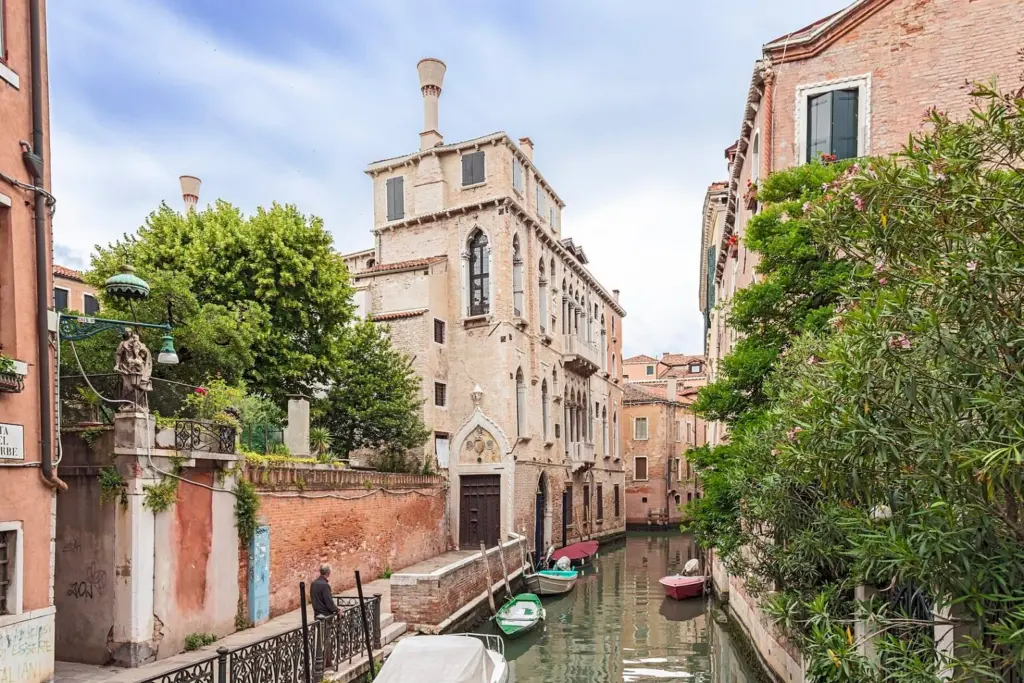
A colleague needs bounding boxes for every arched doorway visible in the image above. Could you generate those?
[534,473,548,566]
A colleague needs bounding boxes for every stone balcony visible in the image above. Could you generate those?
[570,442,596,471]
[563,335,601,377]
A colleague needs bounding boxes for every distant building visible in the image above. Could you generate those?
[0,0,57,680]
[344,59,626,555]
[622,352,706,388]
[622,377,707,530]
[701,0,1024,448]
[53,265,98,314]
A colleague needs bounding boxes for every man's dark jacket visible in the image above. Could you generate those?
[310,575,338,617]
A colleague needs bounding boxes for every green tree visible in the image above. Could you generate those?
[690,82,1024,681]
[316,320,429,468]
[87,201,354,402]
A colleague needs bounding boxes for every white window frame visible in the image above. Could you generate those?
[0,521,24,618]
[675,421,681,443]
[633,417,648,441]
[795,73,872,165]
[634,456,648,481]
[751,129,761,183]
[434,433,450,469]
[512,158,524,194]
[675,458,682,482]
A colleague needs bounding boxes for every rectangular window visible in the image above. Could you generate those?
[583,485,590,521]
[596,484,604,521]
[634,417,648,441]
[675,458,682,482]
[614,484,621,517]
[433,318,446,344]
[675,420,681,442]
[513,158,524,193]
[0,526,17,616]
[549,206,555,227]
[686,421,692,444]
[434,433,450,469]
[434,382,446,407]
[536,184,544,216]
[645,365,654,376]
[565,485,573,526]
[54,287,69,311]
[634,456,648,481]
[807,89,858,162]
[84,293,100,315]
[462,151,485,186]
[690,363,701,374]
[386,176,405,221]
[686,460,692,479]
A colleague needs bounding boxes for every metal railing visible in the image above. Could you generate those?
[171,419,237,455]
[240,423,285,455]
[137,594,381,683]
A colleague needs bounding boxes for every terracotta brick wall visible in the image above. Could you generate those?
[240,465,447,618]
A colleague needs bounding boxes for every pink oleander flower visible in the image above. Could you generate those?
[873,257,886,274]
[195,386,208,396]
[851,193,865,211]
[966,261,977,272]
[779,212,791,223]
[888,334,911,351]
[807,355,821,366]
[803,201,813,214]
[878,277,888,286]
[786,426,803,442]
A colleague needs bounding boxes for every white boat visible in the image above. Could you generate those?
[373,633,509,683]
[524,568,578,595]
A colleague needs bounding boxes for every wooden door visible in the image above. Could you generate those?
[459,475,500,549]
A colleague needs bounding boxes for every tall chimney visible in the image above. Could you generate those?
[180,175,201,212]
[417,58,446,151]
[519,137,534,162]
[612,289,620,301]
[666,378,678,401]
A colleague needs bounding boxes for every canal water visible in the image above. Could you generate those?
[475,533,764,682]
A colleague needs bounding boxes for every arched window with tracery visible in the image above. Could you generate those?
[512,235,524,318]
[541,379,550,441]
[468,229,490,315]
[602,406,609,456]
[538,258,547,332]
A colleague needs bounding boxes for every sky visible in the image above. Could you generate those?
[48,0,850,358]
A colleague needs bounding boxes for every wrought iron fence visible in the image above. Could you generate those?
[173,419,237,454]
[59,375,195,427]
[135,595,381,683]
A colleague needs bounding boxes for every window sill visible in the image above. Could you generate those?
[0,61,20,89]
[386,215,405,223]
[513,316,528,329]
[544,440,555,448]
[460,181,488,190]
[517,436,531,444]
[540,332,552,345]
[463,314,492,329]
[601,371,610,379]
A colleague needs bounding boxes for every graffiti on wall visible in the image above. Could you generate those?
[66,562,108,600]
[0,615,55,683]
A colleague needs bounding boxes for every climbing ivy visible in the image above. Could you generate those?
[98,466,127,507]
[234,479,260,545]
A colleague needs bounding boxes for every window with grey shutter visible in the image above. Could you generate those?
[386,176,404,221]
[512,158,524,193]
[54,288,69,311]
[807,89,858,162]
[84,294,100,315]
[462,151,485,186]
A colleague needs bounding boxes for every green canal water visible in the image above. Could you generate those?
[474,533,764,682]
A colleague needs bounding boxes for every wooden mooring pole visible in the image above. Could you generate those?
[498,542,514,600]
[479,541,497,615]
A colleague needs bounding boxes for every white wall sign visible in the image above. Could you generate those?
[0,423,25,460]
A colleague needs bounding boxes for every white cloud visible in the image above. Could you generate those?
[49,0,850,357]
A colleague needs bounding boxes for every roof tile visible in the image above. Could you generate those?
[54,265,85,282]
[360,256,446,274]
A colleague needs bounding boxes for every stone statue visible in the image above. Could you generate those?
[115,329,153,413]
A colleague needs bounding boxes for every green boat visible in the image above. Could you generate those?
[494,593,545,638]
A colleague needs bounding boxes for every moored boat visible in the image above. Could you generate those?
[659,574,706,600]
[550,540,599,568]
[494,593,545,638]
[373,634,509,683]
[524,569,578,596]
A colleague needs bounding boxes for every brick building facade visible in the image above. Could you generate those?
[0,0,57,680]
[622,375,707,530]
[344,59,626,556]
[52,265,98,315]
[701,0,1024,448]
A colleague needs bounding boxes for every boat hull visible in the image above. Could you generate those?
[524,570,577,596]
[659,576,706,600]
[495,594,545,639]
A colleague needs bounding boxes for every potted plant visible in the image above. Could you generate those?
[743,179,758,209]
[0,354,23,393]
[726,233,739,258]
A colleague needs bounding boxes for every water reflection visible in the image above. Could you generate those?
[473,533,762,682]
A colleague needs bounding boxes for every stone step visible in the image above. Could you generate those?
[380,621,407,647]
[379,612,394,630]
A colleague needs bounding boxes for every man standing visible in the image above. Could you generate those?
[310,564,338,668]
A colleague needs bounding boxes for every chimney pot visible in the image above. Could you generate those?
[612,289,620,301]
[417,58,447,150]
[179,175,201,212]
[666,378,678,400]
[518,137,534,162]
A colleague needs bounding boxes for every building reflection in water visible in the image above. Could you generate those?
[473,533,761,682]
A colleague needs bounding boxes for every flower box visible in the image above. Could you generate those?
[0,372,23,393]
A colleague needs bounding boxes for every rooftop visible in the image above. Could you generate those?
[54,265,85,282]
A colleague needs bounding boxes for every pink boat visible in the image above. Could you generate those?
[551,540,599,567]
[659,574,706,600]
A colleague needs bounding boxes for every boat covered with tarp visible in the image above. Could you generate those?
[373,634,509,683]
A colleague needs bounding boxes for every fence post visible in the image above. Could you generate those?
[312,615,325,682]
[372,593,382,649]
[217,646,229,683]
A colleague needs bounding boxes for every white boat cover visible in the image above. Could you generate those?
[374,635,496,683]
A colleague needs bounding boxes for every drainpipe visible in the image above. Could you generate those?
[29,0,61,490]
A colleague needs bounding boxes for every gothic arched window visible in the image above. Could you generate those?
[468,230,489,315]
